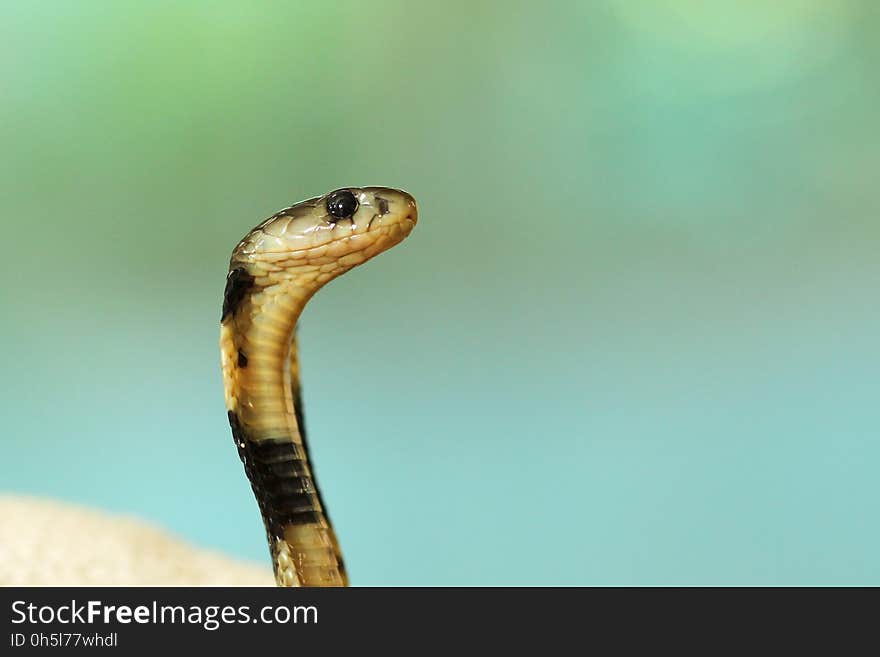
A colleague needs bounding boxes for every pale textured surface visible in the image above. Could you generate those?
[0,496,273,586]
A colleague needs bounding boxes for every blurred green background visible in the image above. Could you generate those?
[2,1,879,584]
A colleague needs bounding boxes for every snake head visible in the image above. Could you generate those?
[232,187,418,266]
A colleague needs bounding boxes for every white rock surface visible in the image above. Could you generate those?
[0,495,273,586]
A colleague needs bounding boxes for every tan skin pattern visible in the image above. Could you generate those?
[220,187,417,586]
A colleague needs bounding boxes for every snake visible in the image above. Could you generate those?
[219,187,418,587]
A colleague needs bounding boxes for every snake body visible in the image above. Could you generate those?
[219,187,417,586]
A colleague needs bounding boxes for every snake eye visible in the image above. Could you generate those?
[326,189,358,221]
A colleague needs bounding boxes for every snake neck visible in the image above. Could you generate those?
[221,276,347,587]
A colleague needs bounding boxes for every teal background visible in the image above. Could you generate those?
[2,2,878,584]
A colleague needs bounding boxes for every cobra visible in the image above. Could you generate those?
[219,187,418,586]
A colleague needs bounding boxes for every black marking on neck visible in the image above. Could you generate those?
[237,349,248,368]
[227,410,325,539]
[221,267,255,321]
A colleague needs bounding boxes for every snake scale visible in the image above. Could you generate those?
[220,187,417,586]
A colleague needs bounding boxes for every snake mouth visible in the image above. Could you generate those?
[244,216,415,265]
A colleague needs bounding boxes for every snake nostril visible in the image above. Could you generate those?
[376,197,390,216]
